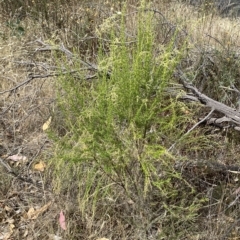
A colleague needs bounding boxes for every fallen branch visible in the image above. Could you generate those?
[0,72,72,94]
[175,70,240,131]
[175,159,240,176]
[35,39,99,71]
[0,70,97,95]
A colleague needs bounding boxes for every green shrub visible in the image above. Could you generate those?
[51,1,204,238]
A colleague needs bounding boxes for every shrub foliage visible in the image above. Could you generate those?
[50,2,204,238]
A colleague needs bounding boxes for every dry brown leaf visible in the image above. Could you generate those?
[7,154,28,168]
[233,186,240,195]
[27,201,52,220]
[0,223,15,240]
[23,229,28,237]
[7,154,27,162]
[27,207,35,219]
[4,206,12,212]
[9,223,15,230]
[42,116,52,131]
[48,234,62,240]
[0,231,12,240]
[33,161,46,172]
[6,218,14,224]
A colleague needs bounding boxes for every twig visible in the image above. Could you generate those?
[36,39,99,71]
[27,140,48,173]
[0,156,44,187]
[168,108,214,152]
[205,34,226,50]
[221,218,240,240]
[0,71,77,94]
[0,157,13,173]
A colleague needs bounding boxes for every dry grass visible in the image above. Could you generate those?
[1,0,240,239]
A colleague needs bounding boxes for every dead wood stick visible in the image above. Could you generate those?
[176,70,240,126]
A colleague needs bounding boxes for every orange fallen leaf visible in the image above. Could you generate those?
[33,161,46,171]
[27,201,52,220]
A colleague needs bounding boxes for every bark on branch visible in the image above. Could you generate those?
[175,70,240,131]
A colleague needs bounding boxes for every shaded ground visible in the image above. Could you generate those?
[0,35,59,239]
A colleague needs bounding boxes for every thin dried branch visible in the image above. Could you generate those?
[176,69,240,131]
[168,108,214,152]
[0,72,73,94]
[35,39,99,71]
